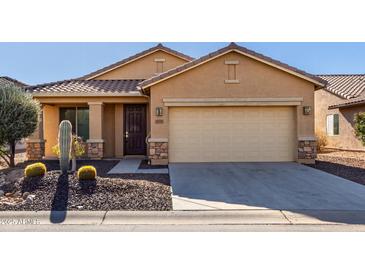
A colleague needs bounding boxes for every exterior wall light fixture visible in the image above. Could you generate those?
[303,106,312,115]
[155,107,163,116]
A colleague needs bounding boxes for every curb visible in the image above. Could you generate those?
[0,210,364,226]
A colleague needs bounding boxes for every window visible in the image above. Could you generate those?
[59,107,89,141]
[326,114,339,136]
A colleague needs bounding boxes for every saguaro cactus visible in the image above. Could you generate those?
[58,120,72,174]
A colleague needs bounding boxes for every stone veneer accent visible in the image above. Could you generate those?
[26,140,45,160]
[149,141,168,165]
[298,140,317,161]
[87,141,104,159]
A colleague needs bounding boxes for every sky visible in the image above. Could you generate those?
[0,42,364,85]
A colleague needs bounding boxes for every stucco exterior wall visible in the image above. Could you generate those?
[149,51,316,140]
[43,104,59,157]
[93,50,188,80]
[103,104,115,157]
[315,89,365,150]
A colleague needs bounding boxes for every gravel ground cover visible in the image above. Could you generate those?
[0,159,172,211]
[309,151,365,186]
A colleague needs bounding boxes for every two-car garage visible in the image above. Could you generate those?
[168,106,296,163]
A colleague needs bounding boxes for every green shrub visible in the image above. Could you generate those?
[24,163,47,177]
[77,166,97,180]
[0,84,40,167]
[354,112,365,146]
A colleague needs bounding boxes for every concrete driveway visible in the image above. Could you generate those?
[169,162,365,211]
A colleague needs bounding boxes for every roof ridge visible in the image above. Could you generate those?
[79,43,194,80]
[317,74,365,76]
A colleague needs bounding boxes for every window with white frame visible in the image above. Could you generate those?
[326,114,339,136]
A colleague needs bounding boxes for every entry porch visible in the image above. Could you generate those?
[26,96,150,160]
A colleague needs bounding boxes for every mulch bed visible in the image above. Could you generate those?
[307,154,365,186]
[0,171,172,211]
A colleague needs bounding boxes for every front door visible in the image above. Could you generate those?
[124,104,147,155]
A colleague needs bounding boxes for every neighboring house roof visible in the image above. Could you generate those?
[328,95,365,109]
[81,43,194,80]
[318,74,365,99]
[140,43,327,90]
[26,79,143,96]
[317,74,365,109]
[0,76,27,87]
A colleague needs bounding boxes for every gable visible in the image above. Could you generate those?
[141,43,326,90]
[151,51,316,99]
[92,50,189,80]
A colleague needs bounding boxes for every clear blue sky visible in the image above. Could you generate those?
[0,42,364,85]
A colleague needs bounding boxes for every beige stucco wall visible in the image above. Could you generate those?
[315,89,365,150]
[114,104,124,157]
[43,104,59,156]
[93,50,188,80]
[103,104,115,157]
[149,51,316,140]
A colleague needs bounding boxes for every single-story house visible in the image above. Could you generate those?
[26,43,327,164]
[315,74,365,151]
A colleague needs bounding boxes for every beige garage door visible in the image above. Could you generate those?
[169,106,296,162]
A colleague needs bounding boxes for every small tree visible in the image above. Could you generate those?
[0,84,40,167]
[354,112,365,146]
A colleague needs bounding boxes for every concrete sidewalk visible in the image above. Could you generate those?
[1,210,365,228]
[108,159,168,174]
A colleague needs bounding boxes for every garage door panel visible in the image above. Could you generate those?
[169,106,296,163]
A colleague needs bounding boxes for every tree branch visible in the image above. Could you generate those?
[0,150,10,166]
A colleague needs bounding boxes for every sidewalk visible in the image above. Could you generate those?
[1,209,365,227]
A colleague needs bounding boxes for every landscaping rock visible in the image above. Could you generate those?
[0,180,16,193]
[0,190,4,197]
[6,169,24,183]
[0,171,171,211]
[22,192,30,199]
[25,195,35,205]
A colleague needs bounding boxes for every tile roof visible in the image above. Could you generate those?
[140,43,327,89]
[328,96,365,109]
[80,43,194,80]
[0,76,27,87]
[27,79,143,96]
[318,74,365,100]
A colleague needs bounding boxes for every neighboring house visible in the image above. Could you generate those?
[315,74,365,151]
[26,43,326,164]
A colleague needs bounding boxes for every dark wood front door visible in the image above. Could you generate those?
[124,104,147,155]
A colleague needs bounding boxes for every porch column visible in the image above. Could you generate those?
[26,105,46,160]
[87,102,104,159]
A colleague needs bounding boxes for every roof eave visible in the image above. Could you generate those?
[328,100,365,109]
